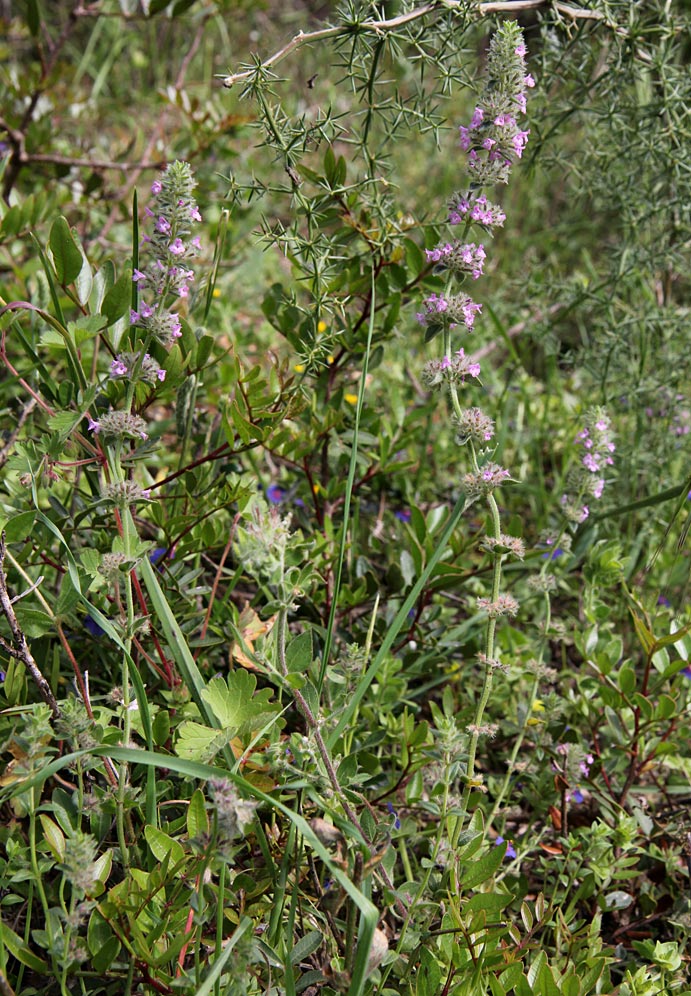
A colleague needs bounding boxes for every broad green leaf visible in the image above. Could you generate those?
[201,670,280,734]
[289,930,323,964]
[144,824,185,867]
[102,270,133,326]
[460,843,506,891]
[286,630,313,673]
[174,721,233,762]
[49,216,84,285]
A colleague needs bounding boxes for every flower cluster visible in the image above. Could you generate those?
[426,241,486,280]
[463,462,512,499]
[87,411,148,441]
[561,408,616,523]
[457,32,534,187]
[422,348,481,389]
[110,352,166,384]
[416,292,482,336]
[130,160,202,348]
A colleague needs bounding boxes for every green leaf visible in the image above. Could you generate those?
[144,824,185,867]
[289,930,323,964]
[49,216,84,285]
[286,630,313,673]
[102,270,133,326]
[187,788,209,839]
[0,921,47,972]
[459,843,505,891]
[465,891,514,915]
[39,814,66,862]
[174,721,233,762]
[201,670,280,734]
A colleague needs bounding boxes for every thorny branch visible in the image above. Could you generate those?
[222,0,628,88]
[0,532,60,718]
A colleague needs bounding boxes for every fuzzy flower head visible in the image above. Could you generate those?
[131,160,201,347]
[416,292,482,338]
[422,349,482,390]
[426,241,486,280]
[110,351,166,385]
[448,192,506,230]
[463,462,512,500]
[561,407,615,522]
[454,406,495,446]
[457,22,533,185]
[87,410,148,441]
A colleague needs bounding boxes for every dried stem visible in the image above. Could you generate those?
[0,532,60,718]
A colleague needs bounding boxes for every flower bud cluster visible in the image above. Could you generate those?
[458,29,534,186]
[110,352,166,385]
[426,241,486,280]
[463,462,511,499]
[561,408,615,523]
[454,406,494,446]
[130,160,202,347]
[416,292,482,335]
[87,411,148,441]
[422,349,481,390]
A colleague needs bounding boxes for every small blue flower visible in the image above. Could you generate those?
[394,508,412,523]
[84,615,105,637]
[495,836,516,859]
[657,595,671,607]
[680,666,691,679]
[266,484,286,504]
[571,788,585,804]
[150,546,175,566]
[386,802,402,831]
[0,670,5,683]
[542,548,564,560]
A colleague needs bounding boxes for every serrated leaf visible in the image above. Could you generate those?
[174,721,233,761]
[50,216,84,285]
[201,670,279,735]
[187,788,209,839]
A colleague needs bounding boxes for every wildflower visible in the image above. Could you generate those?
[476,593,519,617]
[59,830,100,895]
[101,480,152,505]
[448,192,506,229]
[426,240,486,280]
[495,836,517,860]
[422,350,482,390]
[454,406,495,446]
[208,778,257,842]
[463,463,511,499]
[477,652,508,673]
[266,484,286,504]
[109,352,166,384]
[130,161,201,347]
[386,802,402,831]
[394,508,412,523]
[87,410,148,441]
[481,533,525,559]
[416,292,482,337]
[561,408,615,523]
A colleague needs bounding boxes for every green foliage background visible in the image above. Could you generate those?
[1,2,691,995]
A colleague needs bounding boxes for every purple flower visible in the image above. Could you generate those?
[394,508,412,523]
[495,836,516,860]
[680,666,691,679]
[151,179,162,195]
[84,615,106,637]
[266,484,286,504]
[571,788,585,804]
[657,595,671,607]
[386,802,402,831]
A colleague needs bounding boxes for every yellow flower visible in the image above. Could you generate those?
[532,699,545,712]
[312,483,321,494]
[317,320,327,333]
[294,363,305,373]
[212,288,222,299]
[344,393,358,405]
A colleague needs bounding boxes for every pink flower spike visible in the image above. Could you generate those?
[169,238,185,257]
[515,43,527,56]
[470,106,484,128]
[524,74,535,88]
[151,179,162,194]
